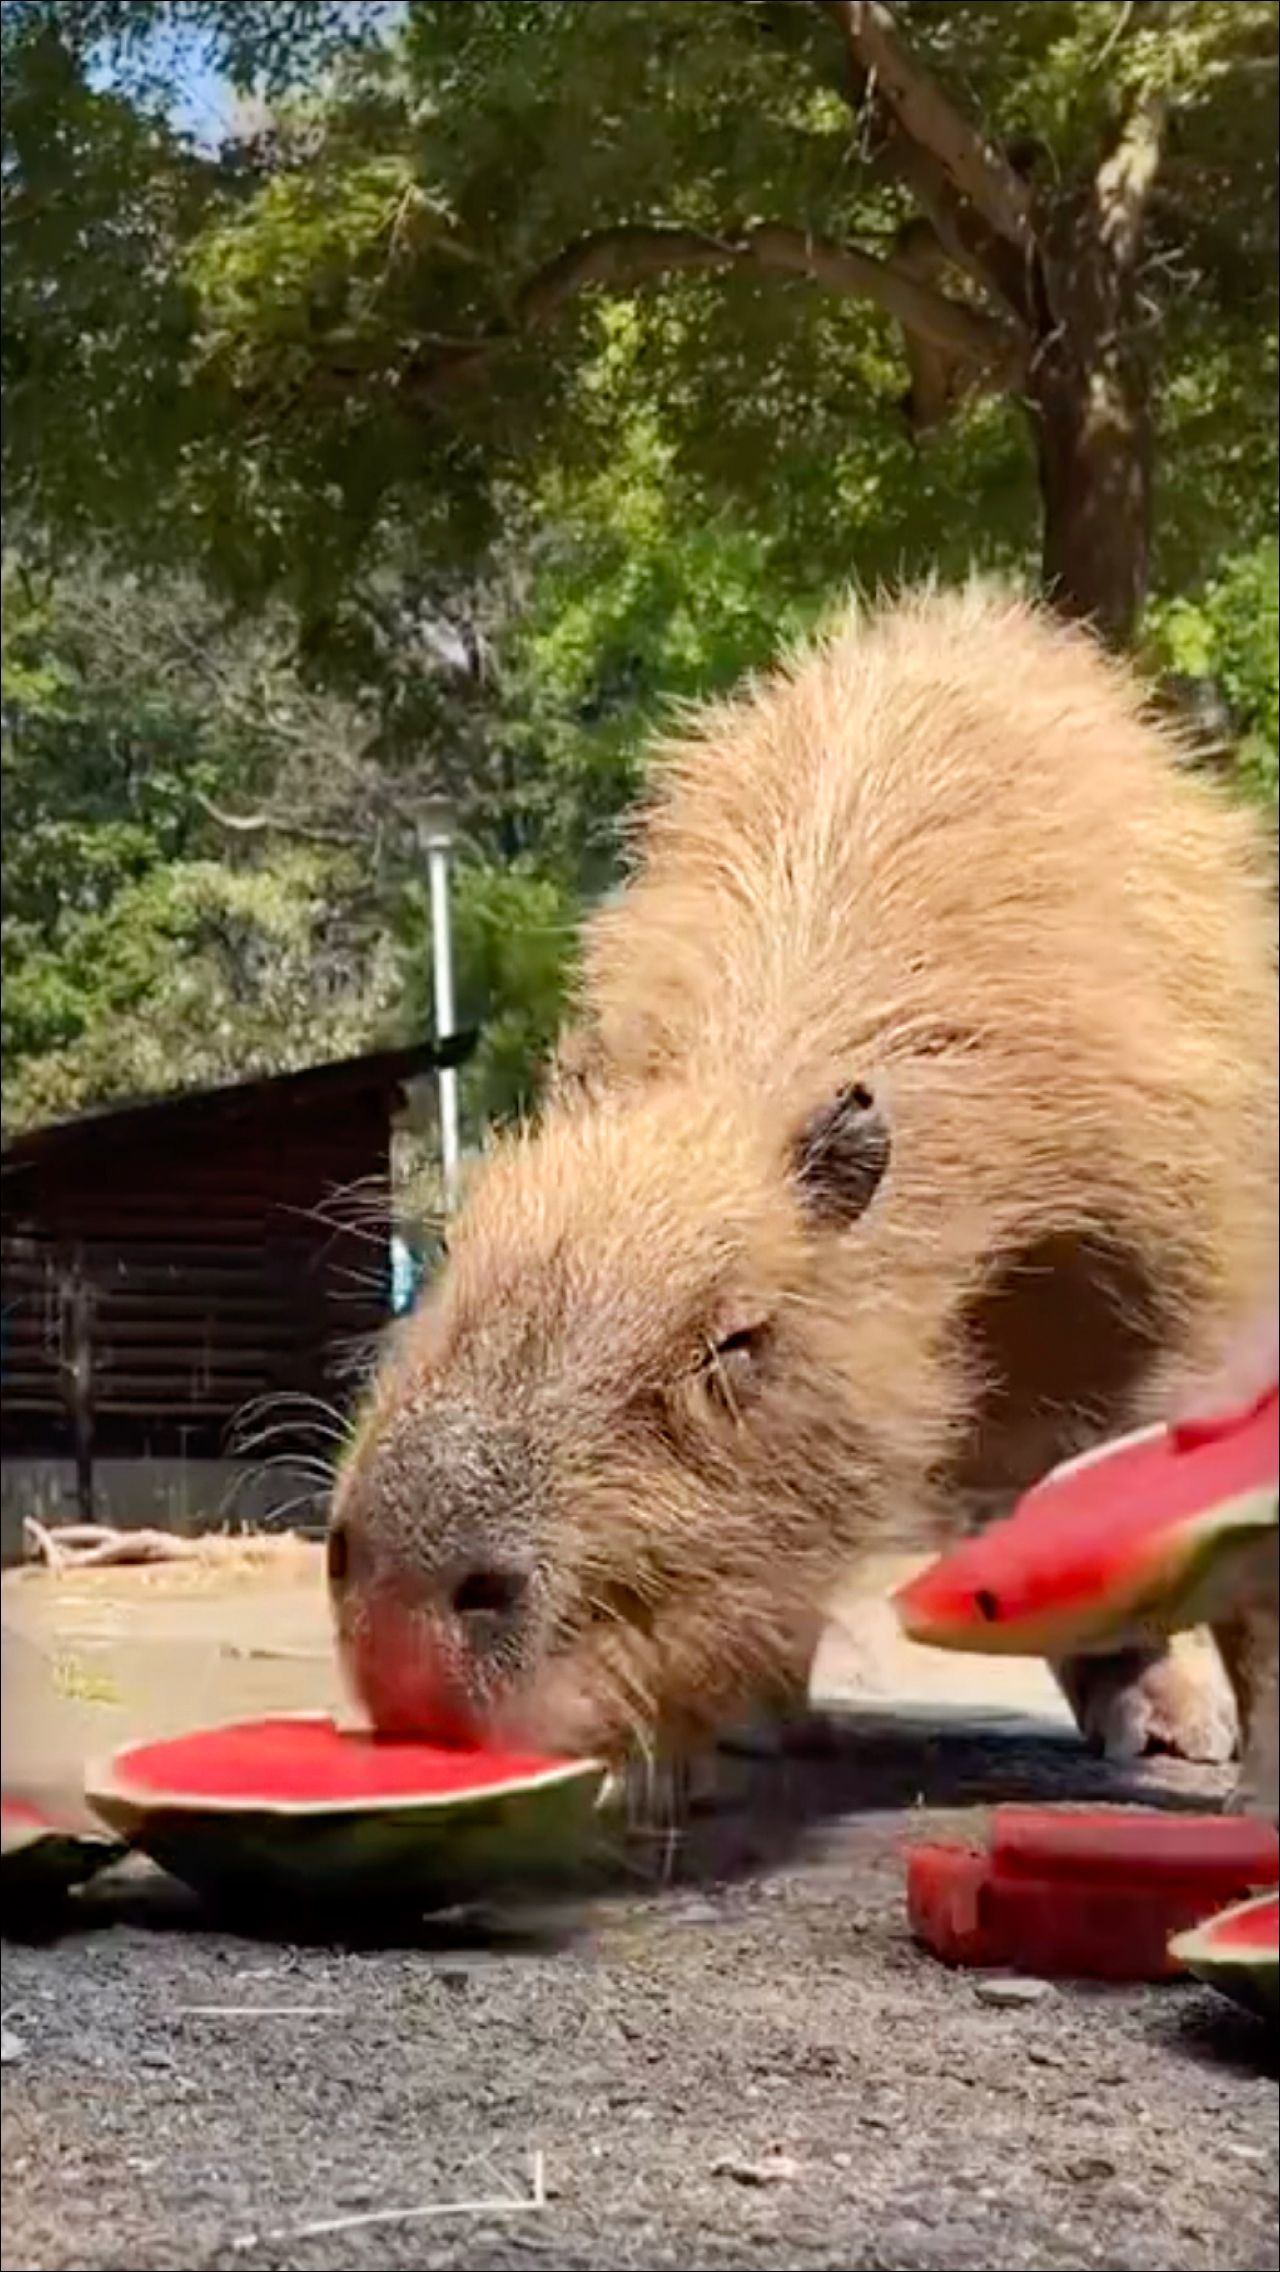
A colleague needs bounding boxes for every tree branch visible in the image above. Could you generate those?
[739,222,1016,370]
[382,218,1020,410]
[513,224,736,327]
[888,217,981,431]
[826,1,1034,253]
[1093,89,1167,276]
[193,791,360,848]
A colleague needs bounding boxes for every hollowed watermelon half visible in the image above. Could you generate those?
[894,1384,1278,1657]
[1168,1889,1279,2020]
[2,1794,124,1912]
[85,1715,608,1916]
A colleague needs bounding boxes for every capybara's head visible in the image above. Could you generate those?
[328,1075,896,1758]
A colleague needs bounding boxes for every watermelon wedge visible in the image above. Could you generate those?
[1168,1888,1279,2019]
[85,1714,608,1914]
[907,1806,1279,1982]
[894,1384,1277,1656]
[2,1794,123,1911]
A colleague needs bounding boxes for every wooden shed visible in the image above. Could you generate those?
[0,1037,471,1533]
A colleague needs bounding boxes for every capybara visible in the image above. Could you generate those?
[330,586,1278,1774]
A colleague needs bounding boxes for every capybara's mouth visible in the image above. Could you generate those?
[340,1602,489,1747]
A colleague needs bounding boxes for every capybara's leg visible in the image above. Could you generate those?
[1214,1605,1279,1819]
[1054,1641,1239,1764]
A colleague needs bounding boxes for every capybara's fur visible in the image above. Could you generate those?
[331,586,1278,1766]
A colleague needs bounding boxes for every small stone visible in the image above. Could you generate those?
[1066,2155,1117,2183]
[974,1975,1053,2008]
[1106,2182,1148,2213]
[2,2028,27,2065]
[711,2154,802,2187]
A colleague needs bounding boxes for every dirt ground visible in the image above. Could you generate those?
[2,1549,1276,2272]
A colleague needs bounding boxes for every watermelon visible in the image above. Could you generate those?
[85,1714,608,1915]
[989,1805,1280,1890]
[1168,1888,1279,2019]
[893,1383,1277,1657]
[907,1807,1279,1983]
[2,1793,123,1911]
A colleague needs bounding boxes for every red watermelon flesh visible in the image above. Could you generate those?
[907,1808,1279,1983]
[3,1789,123,1908]
[104,1717,584,1807]
[1167,1889,1279,2017]
[894,1383,1277,1656]
[2,1796,50,1837]
[1181,1889,1280,1953]
[3,1790,117,1847]
[989,1806,1279,1889]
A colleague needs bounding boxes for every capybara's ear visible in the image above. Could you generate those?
[791,1082,891,1227]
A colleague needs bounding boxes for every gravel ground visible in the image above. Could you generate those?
[3,1713,1276,2272]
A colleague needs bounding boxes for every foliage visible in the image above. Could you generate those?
[0,563,400,1132]
[1146,539,1280,806]
[1,2,1276,1143]
[4,3,1275,616]
[400,863,579,1131]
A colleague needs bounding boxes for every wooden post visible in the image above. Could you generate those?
[62,1245,95,1525]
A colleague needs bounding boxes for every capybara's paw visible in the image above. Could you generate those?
[1058,1644,1240,1764]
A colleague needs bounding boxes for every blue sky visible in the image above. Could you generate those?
[92,2,405,150]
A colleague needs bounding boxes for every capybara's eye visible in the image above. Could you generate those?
[698,1319,772,1413]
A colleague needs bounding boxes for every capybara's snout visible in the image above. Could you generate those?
[328,1406,545,1740]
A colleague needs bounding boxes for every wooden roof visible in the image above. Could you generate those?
[2,1033,475,1172]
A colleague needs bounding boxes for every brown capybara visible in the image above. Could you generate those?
[329,585,1278,1775]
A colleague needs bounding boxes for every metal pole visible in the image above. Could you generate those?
[426,828,461,1213]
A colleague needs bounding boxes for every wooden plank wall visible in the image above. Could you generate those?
[1,1093,393,1459]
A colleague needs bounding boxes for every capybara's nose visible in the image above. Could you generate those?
[331,1551,533,1742]
[449,1565,530,1627]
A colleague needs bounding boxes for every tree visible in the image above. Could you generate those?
[0,547,614,1135]
[3,4,1276,1139]
[0,561,396,1131]
[4,2,1277,646]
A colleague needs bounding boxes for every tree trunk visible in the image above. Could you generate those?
[1028,191,1155,650]
[1032,346,1152,651]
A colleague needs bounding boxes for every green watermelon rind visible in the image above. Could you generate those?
[85,1717,610,1912]
[1168,1890,1279,2020]
[2,1813,125,1905]
[1120,1488,1278,1629]
[900,1484,1278,1658]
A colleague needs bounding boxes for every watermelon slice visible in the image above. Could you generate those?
[907,1807,1279,1983]
[894,1384,1277,1656]
[2,1793,123,1911]
[1168,1888,1279,2019]
[85,1714,608,1915]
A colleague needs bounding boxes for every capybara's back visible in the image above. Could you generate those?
[333,586,1277,1765]
[574,584,1277,1469]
